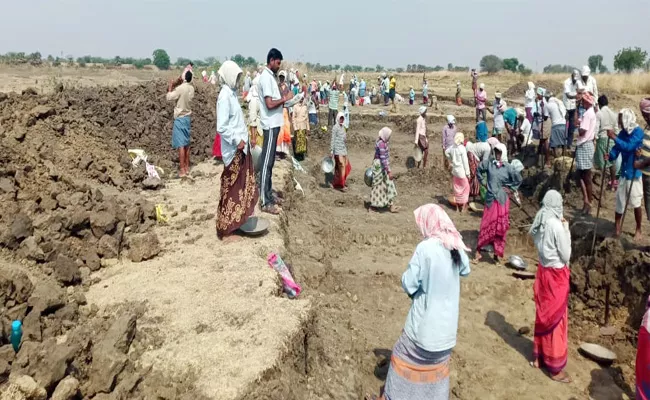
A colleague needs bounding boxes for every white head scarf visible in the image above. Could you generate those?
[581,65,591,77]
[527,82,535,90]
[620,108,639,133]
[201,70,207,77]
[218,60,243,90]
[529,190,563,237]
[446,115,456,124]
[246,76,260,102]
[494,143,508,163]
[419,106,427,115]
[479,83,485,90]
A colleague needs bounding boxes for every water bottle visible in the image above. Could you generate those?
[11,320,22,352]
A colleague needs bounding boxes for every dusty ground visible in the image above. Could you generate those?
[1,65,649,399]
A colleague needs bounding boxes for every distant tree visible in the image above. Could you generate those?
[646,60,650,72]
[343,64,351,71]
[447,63,453,71]
[599,64,609,74]
[452,66,470,72]
[245,57,257,68]
[433,65,444,72]
[47,55,54,63]
[333,64,341,71]
[542,64,575,74]
[204,57,217,66]
[176,57,193,67]
[375,65,383,72]
[364,67,374,72]
[502,58,519,72]
[396,67,404,73]
[588,55,604,74]
[614,47,648,73]
[480,55,503,73]
[152,49,171,70]
[518,64,532,76]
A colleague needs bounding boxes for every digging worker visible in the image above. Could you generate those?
[607,108,644,241]
[257,48,293,215]
[167,69,195,178]
[215,61,259,240]
[576,92,596,215]
[529,190,572,383]
[563,70,579,151]
[635,98,650,222]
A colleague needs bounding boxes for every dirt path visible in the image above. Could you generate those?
[85,161,310,399]
[246,114,631,399]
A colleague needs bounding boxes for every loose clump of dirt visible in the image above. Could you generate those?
[0,81,216,398]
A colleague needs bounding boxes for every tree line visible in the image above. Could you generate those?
[480,47,649,75]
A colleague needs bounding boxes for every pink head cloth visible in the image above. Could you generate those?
[414,204,470,251]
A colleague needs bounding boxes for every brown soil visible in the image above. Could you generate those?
[236,108,633,399]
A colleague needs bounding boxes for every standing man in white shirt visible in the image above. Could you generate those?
[257,48,293,215]
[166,70,195,178]
[563,70,579,152]
[580,66,599,107]
[544,91,567,161]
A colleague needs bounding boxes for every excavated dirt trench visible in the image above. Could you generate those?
[237,110,635,399]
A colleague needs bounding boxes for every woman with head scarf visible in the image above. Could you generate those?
[524,82,536,123]
[366,204,470,400]
[474,143,521,263]
[465,139,491,201]
[209,70,217,85]
[606,108,644,240]
[474,83,487,122]
[528,190,572,383]
[275,70,293,159]
[445,132,471,212]
[330,112,351,191]
[415,106,429,168]
[245,75,262,147]
[201,70,208,83]
[370,127,399,212]
[292,95,309,161]
[575,91,597,214]
[442,115,457,169]
[215,61,259,240]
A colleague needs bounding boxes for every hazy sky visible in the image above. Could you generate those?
[3,0,649,72]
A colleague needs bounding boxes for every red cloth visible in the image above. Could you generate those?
[477,197,510,257]
[637,324,650,399]
[533,265,570,374]
[333,156,351,188]
[467,152,480,197]
[212,133,222,158]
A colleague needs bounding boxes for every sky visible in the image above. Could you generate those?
[2,0,649,72]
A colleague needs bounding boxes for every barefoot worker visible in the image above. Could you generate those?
[258,48,293,215]
[166,69,195,177]
[474,144,522,263]
[370,127,399,213]
[529,190,572,383]
[446,132,470,213]
[575,91,597,214]
[215,61,259,240]
[608,108,644,240]
[330,112,350,191]
[415,106,429,168]
[368,204,470,400]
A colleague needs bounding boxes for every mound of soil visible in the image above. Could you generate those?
[504,80,564,99]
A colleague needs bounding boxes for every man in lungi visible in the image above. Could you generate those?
[215,61,259,240]
[167,70,195,177]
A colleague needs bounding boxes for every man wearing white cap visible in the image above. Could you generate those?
[563,70,579,150]
[415,106,429,168]
[475,83,487,123]
[580,66,598,105]
[488,92,505,142]
[442,115,457,169]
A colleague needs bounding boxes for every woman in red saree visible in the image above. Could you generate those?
[529,190,572,383]
[637,296,650,399]
[474,144,521,263]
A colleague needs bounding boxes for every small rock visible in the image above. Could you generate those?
[28,281,65,313]
[518,326,531,335]
[181,205,188,212]
[90,211,117,238]
[21,87,38,96]
[11,213,33,242]
[78,266,91,283]
[18,236,45,262]
[51,376,79,400]
[0,178,15,194]
[0,345,15,364]
[97,234,119,259]
[7,303,29,321]
[73,292,87,305]
[30,105,55,120]
[83,250,101,271]
[190,170,204,178]
[127,232,161,262]
[352,295,358,303]
[142,177,164,190]
[22,308,42,342]
[53,254,80,285]
[10,374,47,400]
[78,154,92,170]
[100,258,119,268]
